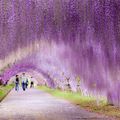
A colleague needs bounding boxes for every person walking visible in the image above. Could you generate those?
[26,78,29,89]
[30,77,34,88]
[21,73,27,91]
[15,75,19,91]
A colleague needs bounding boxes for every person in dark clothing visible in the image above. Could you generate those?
[15,75,19,91]
[21,73,27,91]
[30,77,34,88]
[26,79,29,89]
[30,81,34,88]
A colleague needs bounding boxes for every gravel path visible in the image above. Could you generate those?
[0,88,114,120]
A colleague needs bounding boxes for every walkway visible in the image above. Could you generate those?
[0,88,114,120]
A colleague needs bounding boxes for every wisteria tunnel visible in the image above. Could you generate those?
[0,0,120,109]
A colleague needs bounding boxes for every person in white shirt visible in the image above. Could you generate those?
[21,73,27,91]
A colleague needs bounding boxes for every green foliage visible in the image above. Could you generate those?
[0,84,14,101]
[37,86,120,120]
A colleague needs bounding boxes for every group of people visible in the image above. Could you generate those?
[15,73,34,91]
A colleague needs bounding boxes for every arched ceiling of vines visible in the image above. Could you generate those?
[0,0,120,95]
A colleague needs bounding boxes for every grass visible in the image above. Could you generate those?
[0,84,14,102]
[37,86,120,120]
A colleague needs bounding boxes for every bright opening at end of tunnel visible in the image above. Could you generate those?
[0,0,120,120]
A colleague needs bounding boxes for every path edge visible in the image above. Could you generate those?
[0,87,14,103]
